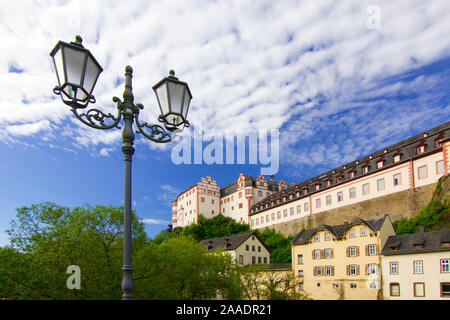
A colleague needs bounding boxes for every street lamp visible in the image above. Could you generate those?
[50,35,192,300]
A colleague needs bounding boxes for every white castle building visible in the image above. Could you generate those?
[172,121,450,230]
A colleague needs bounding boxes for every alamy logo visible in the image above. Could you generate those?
[170,124,280,175]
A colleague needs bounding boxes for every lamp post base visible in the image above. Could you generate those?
[121,265,134,300]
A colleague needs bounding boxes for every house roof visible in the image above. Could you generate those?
[381,229,450,255]
[291,215,389,245]
[265,263,291,271]
[199,231,271,253]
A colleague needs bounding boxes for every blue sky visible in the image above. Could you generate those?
[1,0,449,246]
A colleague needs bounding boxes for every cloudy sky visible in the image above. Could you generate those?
[0,0,449,245]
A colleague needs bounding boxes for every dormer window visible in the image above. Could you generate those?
[337,175,343,183]
[394,154,401,163]
[377,160,384,169]
[349,170,356,178]
[326,180,331,187]
[363,166,369,174]
[315,184,320,191]
[416,141,426,155]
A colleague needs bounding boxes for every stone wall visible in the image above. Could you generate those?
[254,183,438,237]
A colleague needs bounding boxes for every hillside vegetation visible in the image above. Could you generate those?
[393,174,450,234]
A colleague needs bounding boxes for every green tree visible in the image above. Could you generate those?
[2,202,147,299]
[239,264,310,300]
[133,236,243,299]
[256,228,293,263]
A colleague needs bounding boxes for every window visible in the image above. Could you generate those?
[367,264,378,275]
[377,178,385,191]
[239,255,244,265]
[418,165,427,179]
[394,154,401,163]
[349,187,356,199]
[277,211,281,219]
[252,245,255,252]
[258,190,263,196]
[238,203,243,209]
[314,249,321,260]
[258,257,262,263]
[350,283,357,289]
[315,184,320,191]
[436,160,444,174]
[363,166,369,174]
[316,198,321,208]
[390,283,400,296]
[298,270,304,277]
[297,254,303,264]
[314,266,323,276]
[413,261,423,274]
[297,205,301,214]
[290,207,294,216]
[271,213,275,221]
[325,265,333,276]
[417,145,425,154]
[246,244,249,251]
[211,199,214,204]
[263,257,267,264]
[201,197,205,203]
[349,246,357,257]
[362,183,370,195]
[349,171,355,178]
[252,256,256,264]
[298,283,304,291]
[377,161,384,169]
[325,248,332,259]
[324,232,331,241]
[360,227,367,237]
[393,173,402,186]
[413,283,425,297]
[283,209,287,217]
[441,259,450,273]
[349,229,356,238]
[441,283,450,297]
[304,202,309,212]
[368,244,376,256]
[314,234,320,242]
[337,191,343,202]
[258,246,261,252]
[348,265,358,276]
[390,261,399,275]
[326,195,332,205]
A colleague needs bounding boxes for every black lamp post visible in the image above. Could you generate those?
[50,35,192,300]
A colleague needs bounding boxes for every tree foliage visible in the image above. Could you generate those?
[255,228,293,263]
[1,202,147,299]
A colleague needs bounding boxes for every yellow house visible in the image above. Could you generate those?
[291,215,395,300]
[200,231,271,266]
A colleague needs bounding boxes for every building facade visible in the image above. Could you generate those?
[381,229,450,300]
[291,215,395,300]
[172,174,286,228]
[200,231,271,266]
[250,121,449,231]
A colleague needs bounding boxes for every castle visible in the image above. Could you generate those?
[172,121,449,233]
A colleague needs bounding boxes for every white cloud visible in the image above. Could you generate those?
[140,218,171,225]
[0,0,449,169]
[6,119,52,136]
[99,147,113,156]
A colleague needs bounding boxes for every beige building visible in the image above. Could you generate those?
[381,229,450,300]
[291,215,395,300]
[250,121,449,230]
[200,231,271,266]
